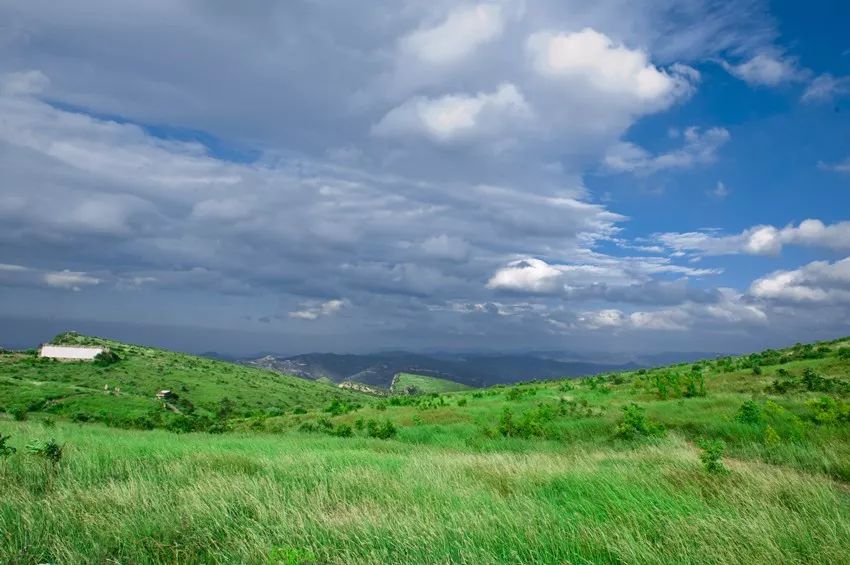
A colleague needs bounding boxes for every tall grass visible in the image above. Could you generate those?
[1,420,849,564]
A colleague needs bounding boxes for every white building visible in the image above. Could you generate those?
[39,344,104,361]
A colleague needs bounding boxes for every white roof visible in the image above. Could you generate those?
[40,344,104,360]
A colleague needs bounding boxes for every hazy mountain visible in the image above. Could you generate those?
[243,351,641,388]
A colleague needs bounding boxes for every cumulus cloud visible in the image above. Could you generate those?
[577,290,766,332]
[44,270,100,291]
[487,256,721,300]
[289,299,346,320]
[487,258,564,294]
[372,83,532,143]
[750,257,850,304]
[401,3,507,65]
[527,28,697,108]
[722,52,802,86]
[604,127,730,174]
[654,219,850,257]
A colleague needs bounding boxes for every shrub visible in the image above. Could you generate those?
[457,398,468,407]
[736,400,762,424]
[10,406,27,421]
[27,438,63,465]
[94,350,121,366]
[0,434,15,458]
[697,439,728,475]
[292,406,307,415]
[683,371,706,398]
[837,347,850,359]
[763,425,780,446]
[325,399,361,416]
[331,423,353,438]
[805,396,850,425]
[615,403,665,440]
[752,365,762,376]
[366,419,397,440]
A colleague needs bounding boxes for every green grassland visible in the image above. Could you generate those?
[391,372,471,394]
[1,335,850,563]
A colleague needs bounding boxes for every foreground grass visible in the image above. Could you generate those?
[2,420,849,564]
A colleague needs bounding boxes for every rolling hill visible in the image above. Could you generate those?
[0,332,369,431]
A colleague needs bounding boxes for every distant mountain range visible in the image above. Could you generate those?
[238,350,715,389]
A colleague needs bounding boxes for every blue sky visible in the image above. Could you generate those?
[0,0,848,355]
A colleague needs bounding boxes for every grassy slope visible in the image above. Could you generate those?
[1,336,850,562]
[391,372,471,393]
[0,333,369,427]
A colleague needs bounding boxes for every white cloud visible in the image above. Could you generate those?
[604,127,730,174]
[0,70,50,96]
[372,83,532,143]
[710,181,730,199]
[578,308,627,329]
[654,219,850,257]
[402,3,506,65]
[487,258,564,294]
[289,299,346,320]
[44,270,100,291]
[421,234,470,262]
[750,257,850,304]
[527,28,696,107]
[818,157,850,173]
[722,53,802,86]
[577,290,765,333]
[802,74,850,103]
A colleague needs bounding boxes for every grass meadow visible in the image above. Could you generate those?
[1,335,850,563]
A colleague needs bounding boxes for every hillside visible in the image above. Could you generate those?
[1,335,850,562]
[0,332,369,431]
[391,372,472,394]
[245,350,639,388]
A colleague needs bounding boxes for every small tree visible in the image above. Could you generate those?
[698,439,728,475]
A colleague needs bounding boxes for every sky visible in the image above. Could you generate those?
[0,0,849,356]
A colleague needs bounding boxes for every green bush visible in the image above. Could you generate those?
[366,419,397,440]
[10,406,27,421]
[697,439,728,475]
[457,398,468,407]
[94,350,121,366]
[736,400,762,424]
[615,403,665,440]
